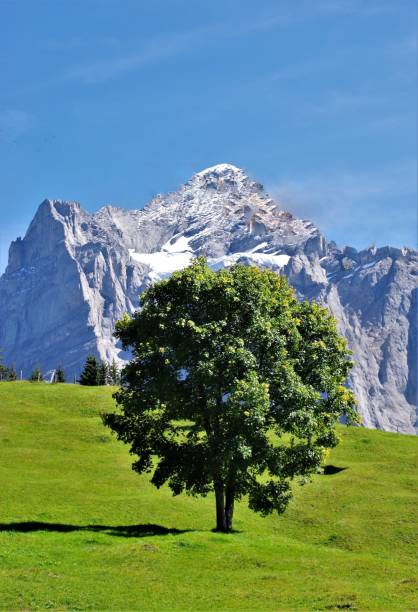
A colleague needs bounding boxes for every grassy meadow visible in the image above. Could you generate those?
[0,382,416,610]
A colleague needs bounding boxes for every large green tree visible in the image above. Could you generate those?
[103,259,357,532]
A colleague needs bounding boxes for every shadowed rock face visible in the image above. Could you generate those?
[0,163,416,433]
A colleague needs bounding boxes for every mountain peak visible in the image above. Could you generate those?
[187,163,261,195]
[194,163,245,177]
[1,166,416,435]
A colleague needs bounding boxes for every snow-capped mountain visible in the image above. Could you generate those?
[0,163,416,434]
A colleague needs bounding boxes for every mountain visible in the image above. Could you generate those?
[0,163,416,433]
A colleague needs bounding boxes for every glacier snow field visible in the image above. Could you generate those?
[0,382,416,610]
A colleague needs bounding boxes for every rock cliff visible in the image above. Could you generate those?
[0,164,416,433]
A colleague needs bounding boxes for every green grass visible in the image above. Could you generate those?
[0,382,416,610]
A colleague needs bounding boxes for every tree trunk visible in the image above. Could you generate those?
[225,485,235,532]
[214,483,227,532]
[214,482,235,532]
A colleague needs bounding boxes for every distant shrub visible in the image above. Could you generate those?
[29,367,43,382]
[7,366,17,381]
[0,352,16,382]
[54,365,66,383]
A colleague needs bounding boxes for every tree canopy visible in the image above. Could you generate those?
[54,365,66,383]
[79,356,120,386]
[103,258,357,532]
[0,352,16,382]
[79,356,99,386]
[29,366,43,382]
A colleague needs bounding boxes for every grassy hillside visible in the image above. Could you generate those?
[0,382,416,610]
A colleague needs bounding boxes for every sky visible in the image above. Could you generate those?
[0,0,416,272]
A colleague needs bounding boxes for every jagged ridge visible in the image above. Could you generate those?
[0,164,416,433]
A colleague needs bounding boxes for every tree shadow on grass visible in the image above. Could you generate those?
[0,521,192,537]
[210,528,243,534]
[323,465,347,475]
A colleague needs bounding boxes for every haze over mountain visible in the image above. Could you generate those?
[0,164,416,434]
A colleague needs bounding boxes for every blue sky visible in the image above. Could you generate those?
[0,0,416,272]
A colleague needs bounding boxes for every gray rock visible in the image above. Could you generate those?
[0,163,416,433]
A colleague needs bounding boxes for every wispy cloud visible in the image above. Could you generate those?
[305,90,390,117]
[312,0,395,16]
[269,160,417,247]
[65,14,295,85]
[66,31,200,84]
[65,1,397,86]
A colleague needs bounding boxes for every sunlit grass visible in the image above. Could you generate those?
[0,382,416,610]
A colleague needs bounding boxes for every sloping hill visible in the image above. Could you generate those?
[0,382,416,610]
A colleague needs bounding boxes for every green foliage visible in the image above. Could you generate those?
[0,351,7,381]
[0,364,17,381]
[104,258,358,531]
[54,365,66,383]
[0,382,416,610]
[7,365,17,381]
[79,357,120,386]
[108,359,121,386]
[79,355,100,386]
[0,351,17,381]
[29,366,43,382]
[98,361,109,386]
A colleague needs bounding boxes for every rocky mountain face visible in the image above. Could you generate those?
[0,163,416,433]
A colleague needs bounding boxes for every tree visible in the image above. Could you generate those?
[0,351,7,382]
[0,353,17,382]
[55,365,66,383]
[7,365,17,381]
[79,356,99,386]
[29,367,43,382]
[108,359,120,386]
[98,361,109,386]
[103,259,358,532]
[0,364,8,382]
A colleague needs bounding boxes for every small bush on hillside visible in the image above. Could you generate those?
[54,366,66,383]
[29,367,43,382]
[0,352,16,382]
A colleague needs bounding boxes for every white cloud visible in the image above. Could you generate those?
[269,160,417,247]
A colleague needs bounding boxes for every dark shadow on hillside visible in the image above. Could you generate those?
[0,521,191,537]
[210,528,243,534]
[323,465,347,475]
